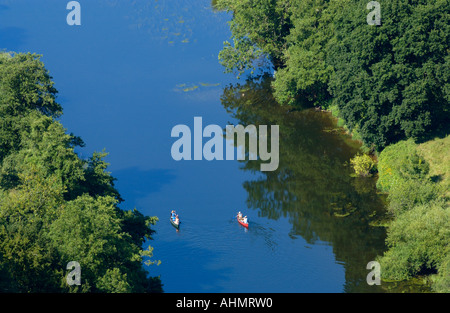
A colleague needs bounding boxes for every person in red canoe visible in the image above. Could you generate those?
[242,216,248,224]
[237,211,243,220]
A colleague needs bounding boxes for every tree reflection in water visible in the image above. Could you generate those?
[220,74,389,292]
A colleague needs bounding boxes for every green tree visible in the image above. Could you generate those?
[0,52,62,162]
[0,168,64,292]
[218,1,449,149]
[74,150,123,202]
[47,194,159,292]
[216,0,292,76]
[0,113,84,196]
[327,0,450,149]
[272,0,338,107]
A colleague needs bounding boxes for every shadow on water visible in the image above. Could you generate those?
[144,226,234,293]
[113,167,176,209]
[0,4,28,51]
[220,74,391,292]
[0,27,27,51]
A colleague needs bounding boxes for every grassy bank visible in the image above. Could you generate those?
[374,136,449,292]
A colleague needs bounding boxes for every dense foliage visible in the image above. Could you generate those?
[217,0,449,150]
[327,0,449,149]
[216,0,292,76]
[376,139,449,292]
[0,52,162,292]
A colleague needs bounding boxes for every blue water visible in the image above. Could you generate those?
[1,0,386,292]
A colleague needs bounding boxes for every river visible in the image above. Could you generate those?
[0,0,404,293]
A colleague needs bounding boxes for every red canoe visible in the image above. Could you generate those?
[237,216,249,228]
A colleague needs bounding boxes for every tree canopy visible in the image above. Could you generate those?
[217,0,450,150]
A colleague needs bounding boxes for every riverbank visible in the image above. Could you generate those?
[330,106,449,292]
[214,0,449,292]
[374,135,449,292]
[325,101,449,291]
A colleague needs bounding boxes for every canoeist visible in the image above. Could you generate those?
[171,210,176,220]
[175,215,180,225]
[237,211,243,220]
[243,216,248,224]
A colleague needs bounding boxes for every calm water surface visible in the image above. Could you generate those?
[1,0,392,292]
